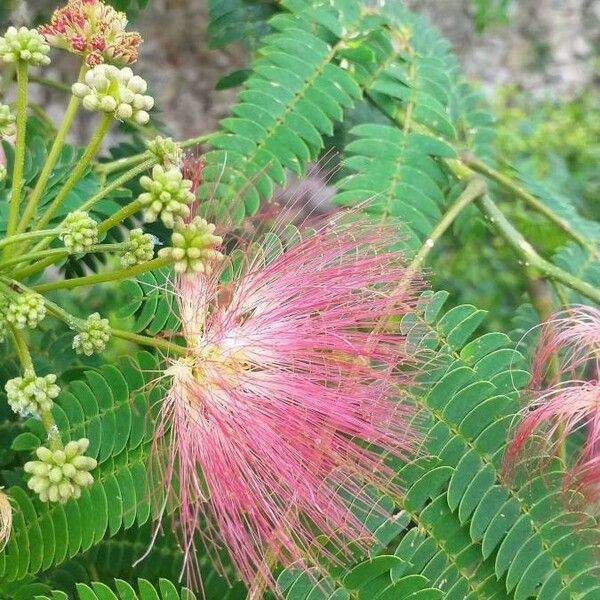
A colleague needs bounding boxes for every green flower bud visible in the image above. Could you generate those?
[0,26,51,65]
[5,369,60,417]
[147,136,183,168]
[72,313,110,356]
[72,64,153,123]
[121,228,154,268]
[159,217,223,275]
[0,164,7,182]
[0,104,15,137]
[24,438,96,504]
[60,211,98,253]
[6,292,46,330]
[138,165,195,228]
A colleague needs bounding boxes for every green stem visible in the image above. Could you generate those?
[94,132,215,176]
[33,112,112,232]
[409,178,487,271]
[9,325,62,450]
[81,158,156,213]
[6,61,29,241]
[32,256,172,293]
[0,228,61,250]
[9,325,33,370]
[110,328,185,356]
[97,199,143,234]
[478,195,600,305]
[17,64,87,234]
[462,152,593,252]
[0,242,127,272]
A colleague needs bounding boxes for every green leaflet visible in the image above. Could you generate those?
[34,578,195,600]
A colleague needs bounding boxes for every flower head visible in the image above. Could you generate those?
[0,104,16,138]
[506,305,600,505]
[39,0,142,67]
[60,210,98,252]
[138,165,195,228]
[5,369,60,417]
[72,64,153,124]
[150,218,424,590]
[121,228,155,268]
[158,217,223,274]
[0,26,51,65]
[24,438,97,503]
[73,312,111,355]
[6,292,46,330]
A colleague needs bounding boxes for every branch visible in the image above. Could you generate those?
[461,152,593,252]
[478,195,600,305]
[409,178,487,271]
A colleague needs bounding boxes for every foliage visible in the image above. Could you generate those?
[0,1,599,599]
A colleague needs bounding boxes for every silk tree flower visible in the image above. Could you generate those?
[505,305,600,504]
[0,488,11,550]
[149,218,425,590]
[39,0,142,67]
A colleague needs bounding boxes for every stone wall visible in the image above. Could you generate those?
[5,0,600,140]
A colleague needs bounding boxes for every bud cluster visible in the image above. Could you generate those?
[138,165,195,228]
[5,370,60,417]
[60,210,98,253]
[0,104,16,138]
[159,217,223,274]
[72,313,111,356]
[121,228,155,268]
[0,26,51,65]
[6,292,46,330]
[72,65,154,124]
[147,136,183,168]
[24,439,97,504]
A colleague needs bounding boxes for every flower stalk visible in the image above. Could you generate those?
[32,256,173,293]
[5,60,28,242]
[17,63,87,234]
[33,112,113,232]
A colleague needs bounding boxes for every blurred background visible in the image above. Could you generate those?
[3,0,599,135]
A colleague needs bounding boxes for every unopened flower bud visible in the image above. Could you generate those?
[0,104,16,137]
[6,292,46,330]
[121,228,154,267]
[159,217,223,274]
[5,369,60,416]
[60,211,98,253]
[147,136,183,168]
[0,26,50,65]
[24,438,97,504]
[72,313,110,356]
[73,64,153,123]
[138,165,195,228]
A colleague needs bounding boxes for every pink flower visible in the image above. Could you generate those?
[39,0,142,67]
[506,305,600,504]
[149,218,425,591]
